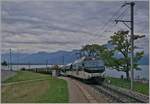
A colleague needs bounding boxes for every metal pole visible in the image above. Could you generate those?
[10,48,12,71]
[130,2,135,90]
[62,55,64,65]
[46,60,48,68]
[28,62,30,69]
[46,59,48,73]
[114,2,135,90]
[17,49,19,70]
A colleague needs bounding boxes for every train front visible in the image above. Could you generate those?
[83,57,105,83]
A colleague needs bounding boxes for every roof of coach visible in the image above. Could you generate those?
[82,56,102,61]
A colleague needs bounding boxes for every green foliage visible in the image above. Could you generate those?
[1,60,8,66]
[81,44,101,56]
[108,30,144,79]
[105,77,149,95]
[20,67,26,71]
[81,44,114,67]
[51,65,60,70]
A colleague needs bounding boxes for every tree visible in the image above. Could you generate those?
[81,44,102,57]
[108,30,144,80]
[81,44,114,65]
[1,60,8,66]
[97,46,114,67]
[51,65,60,70]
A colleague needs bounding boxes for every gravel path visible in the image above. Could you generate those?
[60,77,108,103]
[61,77,88,103]
[1,70,16,82]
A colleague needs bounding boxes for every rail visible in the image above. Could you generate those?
[91,83,149,103]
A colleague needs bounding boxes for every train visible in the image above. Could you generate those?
[61,56,105,83]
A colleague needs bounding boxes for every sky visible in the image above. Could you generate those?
[1,0,149,54]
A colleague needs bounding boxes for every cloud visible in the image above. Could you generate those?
[1,1,149,54]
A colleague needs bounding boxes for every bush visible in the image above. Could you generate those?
[21,67,26,71]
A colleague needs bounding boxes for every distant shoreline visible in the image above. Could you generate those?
[2,64,55,65]
[2,63,149,65]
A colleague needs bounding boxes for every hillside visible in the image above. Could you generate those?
[1,50,149,65]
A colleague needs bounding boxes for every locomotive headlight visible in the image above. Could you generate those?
[92,58,95,60]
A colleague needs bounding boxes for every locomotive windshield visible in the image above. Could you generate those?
[84,60,104,68]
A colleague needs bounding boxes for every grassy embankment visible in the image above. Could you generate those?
[105,77,149,95]
[2,71,68,103]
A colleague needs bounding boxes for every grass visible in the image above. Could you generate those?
[38,78,68,103]
[105,77,149,95]
[2,71,69,103]
[3,71,51,83]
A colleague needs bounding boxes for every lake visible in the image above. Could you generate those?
[105,65,149,80]
[1,65,52,71]
[1,65,149,80]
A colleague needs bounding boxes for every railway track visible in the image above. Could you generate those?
[71,78,97,103]
[68,77,149,103]
[91,84,149,103]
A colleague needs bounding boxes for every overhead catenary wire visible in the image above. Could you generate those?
[100,6,129,35]
[99,6,124,34]
[115,7,129,21]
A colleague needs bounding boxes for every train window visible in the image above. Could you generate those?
[84,60,104,67]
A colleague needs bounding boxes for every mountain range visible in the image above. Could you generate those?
[1,50,78,65]
[1,50,149,65]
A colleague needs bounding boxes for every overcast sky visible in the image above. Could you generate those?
[1,0,149,54]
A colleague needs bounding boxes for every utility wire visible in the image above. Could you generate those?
[101,6,129,35]
[115,7,129,20]
[99,6,124,35]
